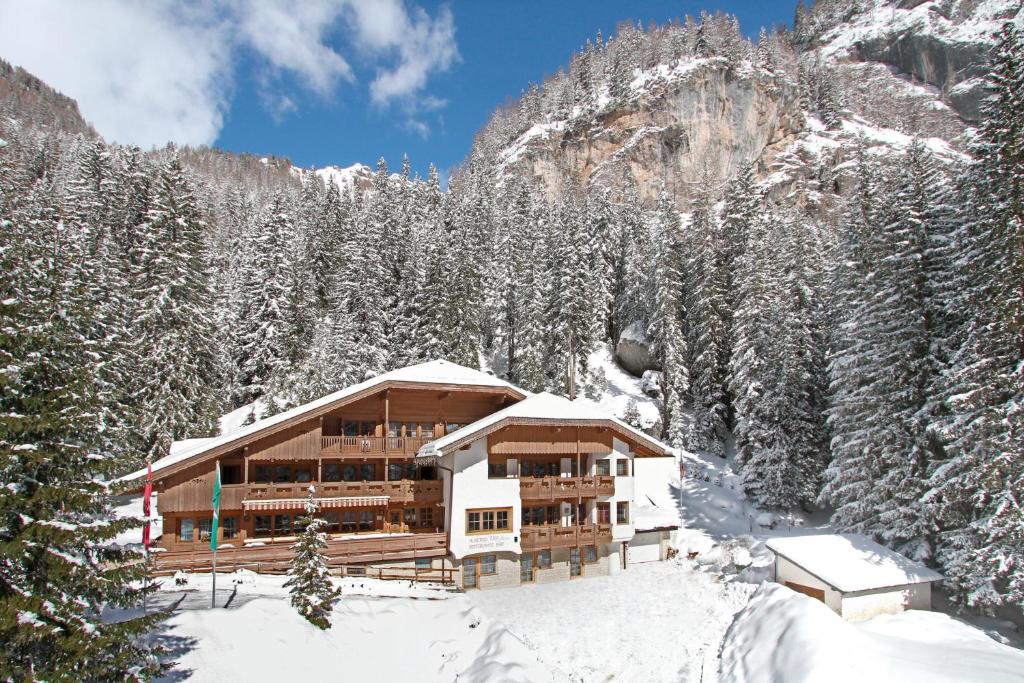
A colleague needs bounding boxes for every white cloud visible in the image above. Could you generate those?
[0,0,232,147]
[236,0,353,95]
[0,0,459,148]
[347,2,460,107]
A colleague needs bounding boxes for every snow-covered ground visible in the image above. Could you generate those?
[117,352,1022,681]
[721,583,1024,683]
[470,560,753,682]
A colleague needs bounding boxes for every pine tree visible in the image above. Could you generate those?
[132,159,219,465]
[0,196,165,679]
[284,491,340,630]
[929,23,1024,610]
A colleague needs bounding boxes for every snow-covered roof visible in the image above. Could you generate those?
[120,360,526,484]
[766,534,943,593]
[416,392,674,459]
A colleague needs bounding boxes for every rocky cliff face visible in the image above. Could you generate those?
[501,61,804,211]
[483,0,1020,213]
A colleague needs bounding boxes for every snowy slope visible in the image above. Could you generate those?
[720,583,1024,683]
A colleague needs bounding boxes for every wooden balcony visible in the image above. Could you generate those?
[519,523,613,551]
[519,475,615,501]
[151,531,449,576]
[320,435,435,457]
[241,479,443,506]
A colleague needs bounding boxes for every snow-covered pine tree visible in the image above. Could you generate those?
[649,191,689,446]
[0,196,165,679]
[232,193,296,410]
[929,23,1024,611]
[683,173,728,455]
[284,490,340,630]
[131,158,219,465]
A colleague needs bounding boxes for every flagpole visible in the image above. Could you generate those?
[142,461,153,615]
[211,460,221,609]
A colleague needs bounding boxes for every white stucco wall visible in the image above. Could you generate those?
[447,439,521,560]
[840,582,931,621]
[775,556,844,614]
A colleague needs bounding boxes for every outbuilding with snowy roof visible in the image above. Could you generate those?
[766,534,943,621]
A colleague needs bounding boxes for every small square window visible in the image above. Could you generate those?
[467,511,481,533]
[596,460,611,476]
[480,555,497,575]
[616,460,628,476]
[415,557,431,570]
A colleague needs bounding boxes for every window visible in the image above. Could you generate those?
[488,462,507,478]
[254,515,271,537]
[403,421,417,437]
[419,423,433,438]
[596,460,611,476]
[445,422,463,434]
[274,465,290,483]
[360,464,375,481]
[343,421,360,437]
[420,508,433,528]
[537,550,551,569]
[359,511,374,531]
[324,512,340,533]
[274,514,292,536]
[221,464,242,485]
[404,508,418,527]
[323,463,341,482]
[480,554,497,575]
[389,422,402,438]
[616,501,629,524]
[585,545,598,564]
[343,464,358,482]
[388,464,403,481]
[198,518,212,541]
[467,508,511,534]
[347,566,366,576]
[295,467,312,483]
[597,503,611,524]
[293,516,309,534]
[415,557,432,570]
[222,517,239,539]
[420,466,437,481]
[254,465,271,483]
[547,505,560,525]
[179,518,194,542]
[404,463,418,480]
[616,460,629,476]
[342,511,357,532]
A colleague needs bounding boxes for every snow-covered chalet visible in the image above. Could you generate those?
[120,360,677,588]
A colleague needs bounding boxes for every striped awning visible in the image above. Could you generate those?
[243,496,390,511]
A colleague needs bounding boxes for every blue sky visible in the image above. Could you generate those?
[0,1,794,178]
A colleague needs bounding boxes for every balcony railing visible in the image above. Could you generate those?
[519,475,615,501]
[243,479,443,504]
[321,435,435,456]
[151,531,449,575]
[519,523,613,550]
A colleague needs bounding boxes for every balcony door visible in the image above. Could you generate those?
[520,553,534,583]
[463,557,478,589]
[569,547,581,578]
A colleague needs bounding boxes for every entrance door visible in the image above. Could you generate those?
[463,557,478,589]
[569,547,581,578]
[520,554,534,583]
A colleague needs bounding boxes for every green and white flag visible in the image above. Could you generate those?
[210,460,221,552]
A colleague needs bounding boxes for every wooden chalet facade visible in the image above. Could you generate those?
[121,361,675,587]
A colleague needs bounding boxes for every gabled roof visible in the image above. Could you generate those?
[119,360,527,485]
[766,534,943,593]
[415,392,675,458]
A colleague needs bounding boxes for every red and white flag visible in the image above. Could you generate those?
[142,462,153,552]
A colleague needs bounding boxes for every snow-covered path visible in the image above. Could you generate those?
[470,560,755,682]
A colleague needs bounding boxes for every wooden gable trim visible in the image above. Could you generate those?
[436,417,671,458]
[139,380,527,484]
